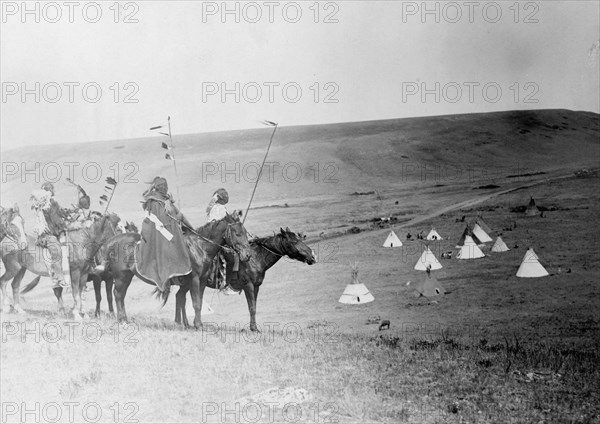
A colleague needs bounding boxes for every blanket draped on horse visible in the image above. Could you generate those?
[136,194,191,291]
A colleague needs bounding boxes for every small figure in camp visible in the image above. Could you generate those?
[29,182,69,287]
[406,232,412,240]
[206,188,240,292]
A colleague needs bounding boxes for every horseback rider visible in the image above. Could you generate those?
[67,185,93,229]
[135,177,193,291]
[29,182,69,288]
[206,188,239,292]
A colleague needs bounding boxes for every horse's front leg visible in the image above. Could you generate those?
[53,287,65,315]
[243,283,259,332]
[175,285,189,327]
[189,274,206,330]
[10,267,27,313]
[70,269,85,320]
[92,275,102,317]
[105,276,115,316]
[0,259,20,312]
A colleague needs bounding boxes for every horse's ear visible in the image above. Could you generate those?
[285,226,291,233]
[280,228,285,234]
[13,203,19,213]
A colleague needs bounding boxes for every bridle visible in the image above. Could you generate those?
[189,220,244,255]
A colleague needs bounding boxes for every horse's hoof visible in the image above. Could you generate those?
[72,312,83,321]
[12,305,24,314]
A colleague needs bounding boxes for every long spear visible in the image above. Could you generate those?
[243,120,278,224]
[151,116,181,208]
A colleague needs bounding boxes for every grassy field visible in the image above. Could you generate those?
[1,110,600,423]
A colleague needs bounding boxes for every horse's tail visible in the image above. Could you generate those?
[152,285,171,308]
[21,276,42,295]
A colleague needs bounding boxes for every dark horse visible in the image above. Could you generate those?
[175,227,316,331]
[90,221,138,317]
[13,213,121,318]
[105,212,252,327]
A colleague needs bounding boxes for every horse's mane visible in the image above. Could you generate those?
[251,234,280,246]
[195,219,221,237]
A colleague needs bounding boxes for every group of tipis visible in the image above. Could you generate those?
[339,196,550,305]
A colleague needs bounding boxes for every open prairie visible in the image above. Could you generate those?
[1,110,600,423]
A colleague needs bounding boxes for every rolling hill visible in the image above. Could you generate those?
[2,109,598,237]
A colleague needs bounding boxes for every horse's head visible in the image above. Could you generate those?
[124,221,139,233]
[223,210,252,262]
[278,227,316,265]
[94,212,121,239]
[1,203,27,247]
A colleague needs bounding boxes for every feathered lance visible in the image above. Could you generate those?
[151,116,181,208]
[243,120,278,224]
[101,177,118,214]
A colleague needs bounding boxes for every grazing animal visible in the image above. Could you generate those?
[105,212,252,327]
[175,227,316,332]
[13,213,122,318]
[379,320,390,331]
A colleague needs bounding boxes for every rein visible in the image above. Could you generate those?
[191,221,238,253]
[255,237,286,257]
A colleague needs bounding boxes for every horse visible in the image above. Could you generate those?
[0,205,28,311]
[106,211,252,327]
[89,220,136,317]
[0,205,27,246]
[11,213,121,318]
[175,227,316,332]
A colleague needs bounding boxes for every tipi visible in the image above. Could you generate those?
[525,197,540,217]
[456,235,485,259]
[491,236,510,252]
[339,263,375,304]
[411,268,445,297]
[475,216,492,234]
[383,230,402,247]
[456,226,483,247]
[516,248,549,277]
[426,228,443,241]
[472,223,493,243]
[414,247,443,271]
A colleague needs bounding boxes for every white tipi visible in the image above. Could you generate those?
[426,228,443,241]
[491,236,510,252]
[383,230,402,247]
[339,263,375,304]
[472,223,493,243]
[414,247,443,271]
[516,248,549,278]
[456,235,485,259]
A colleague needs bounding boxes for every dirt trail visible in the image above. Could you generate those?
[326,169,587,244]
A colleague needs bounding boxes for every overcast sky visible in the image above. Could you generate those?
[1,1,598,151]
